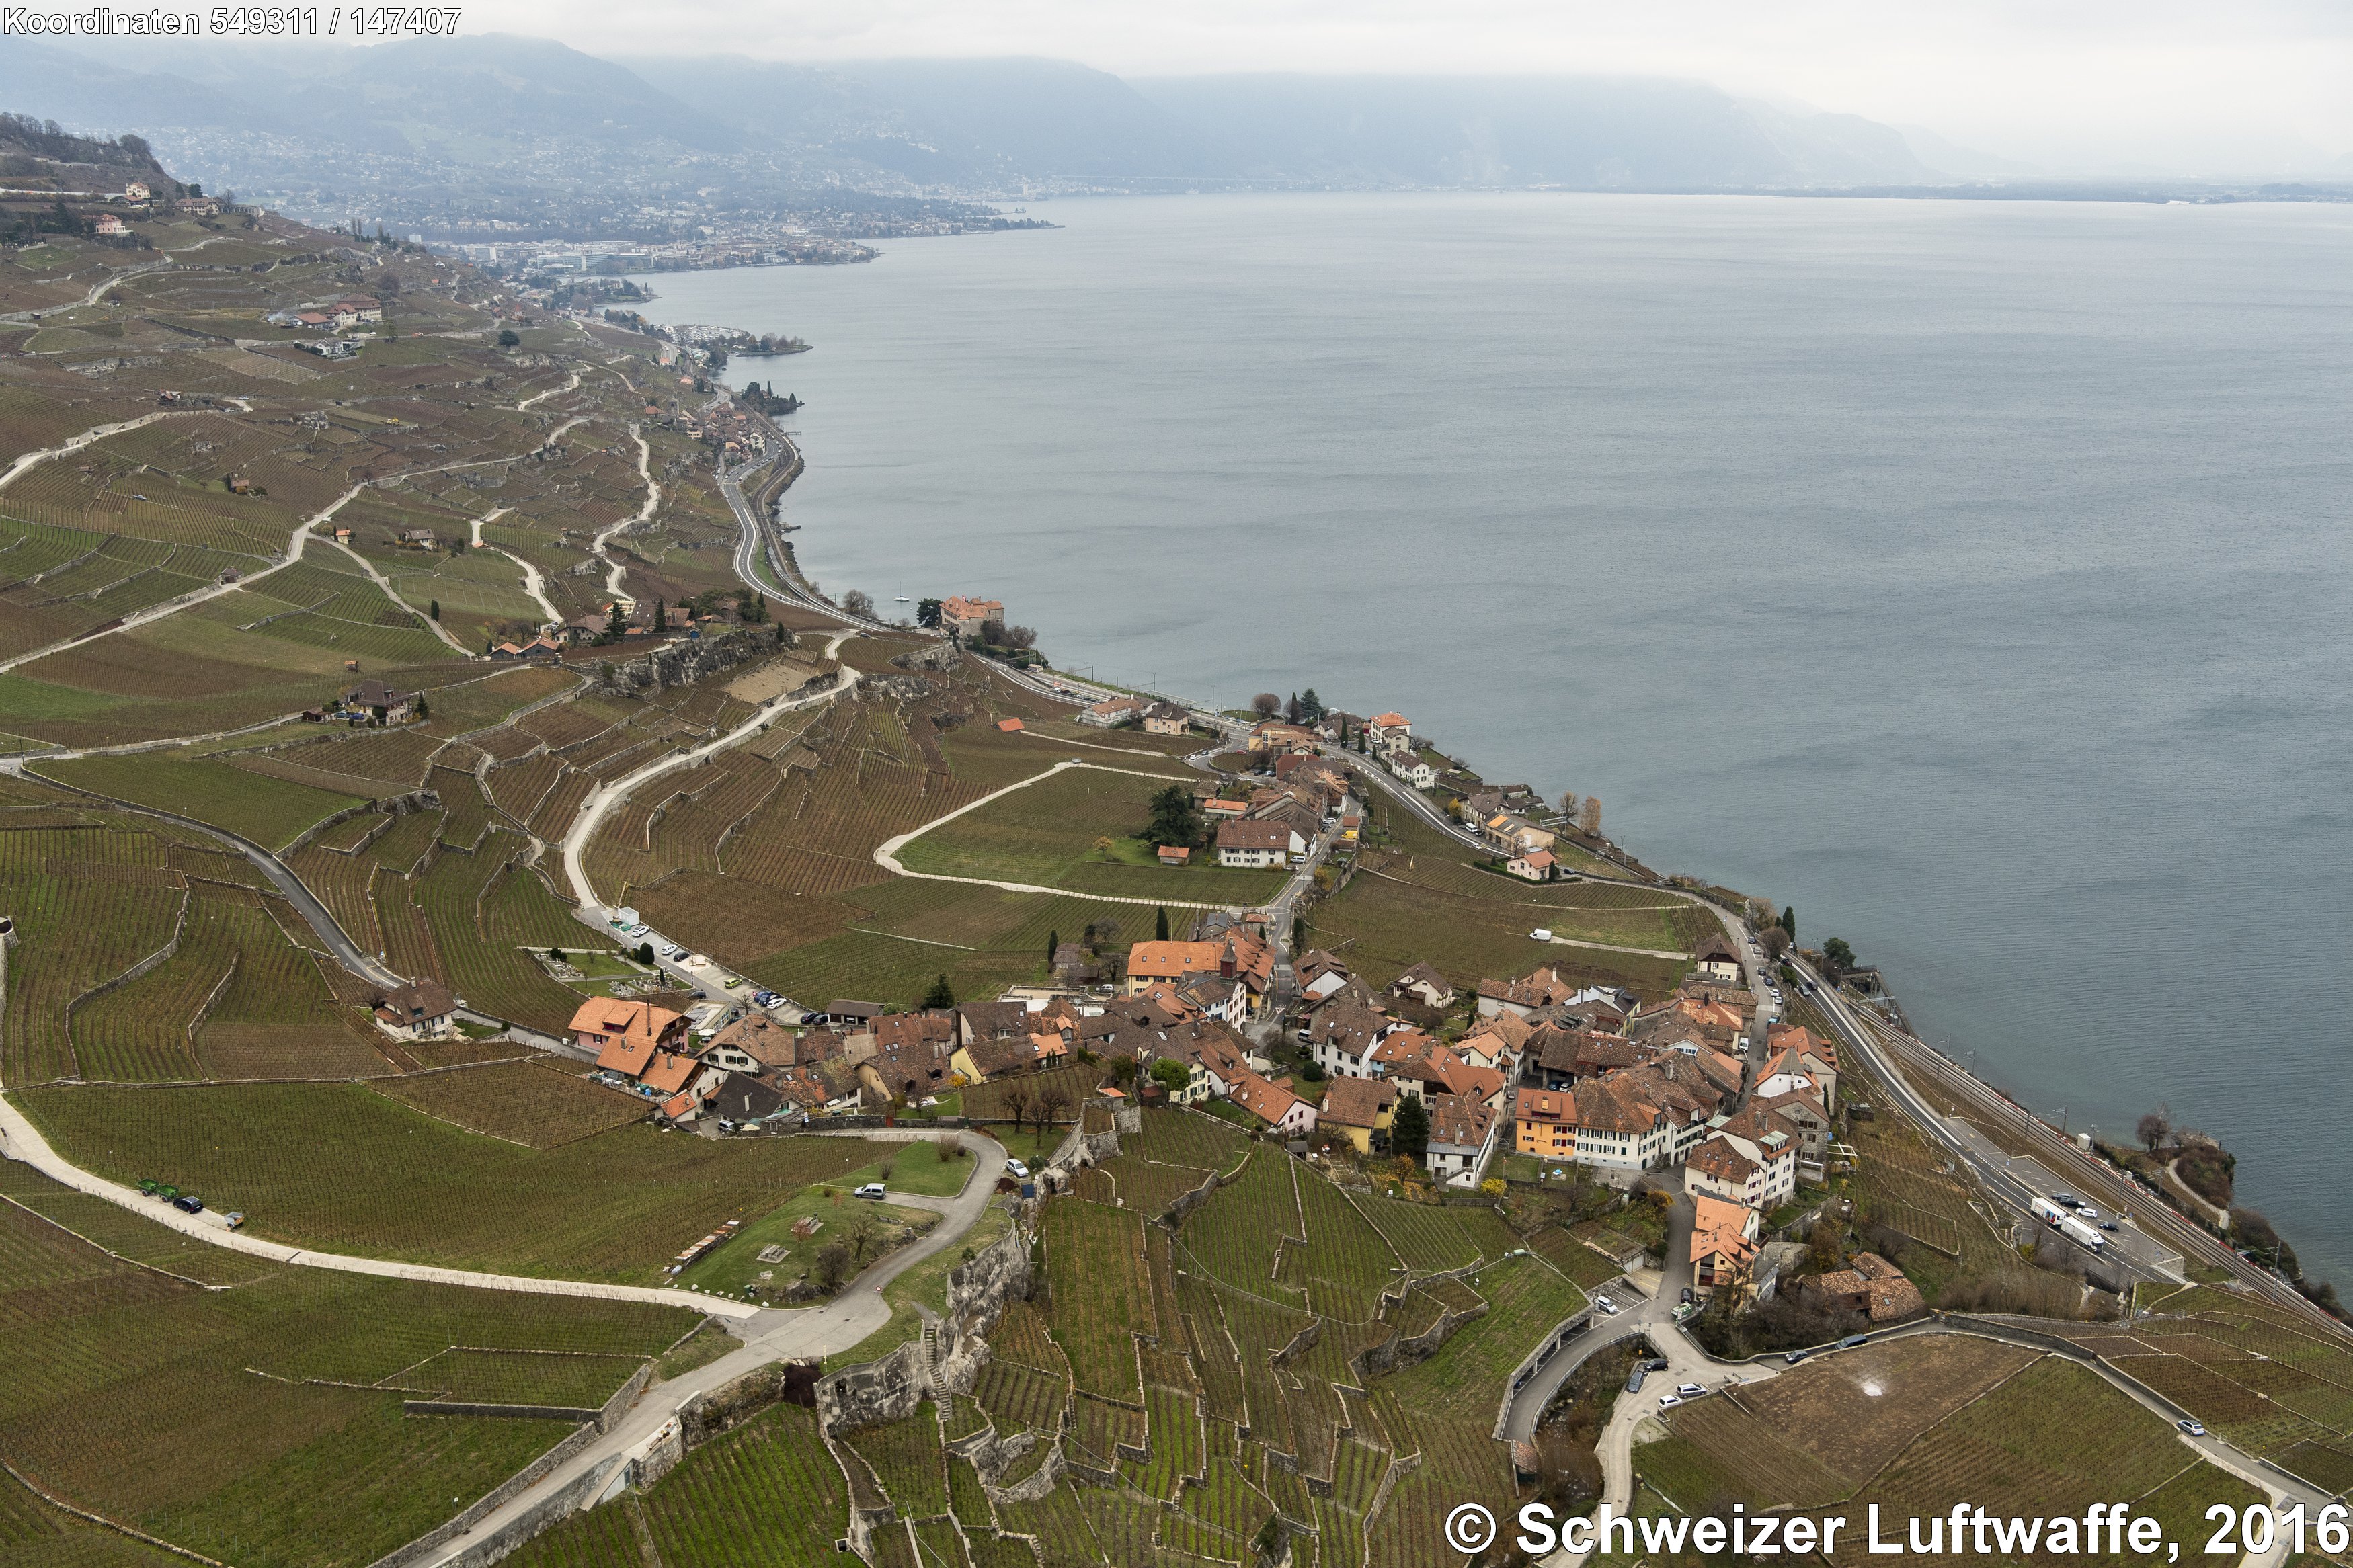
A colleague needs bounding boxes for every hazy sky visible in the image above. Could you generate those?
[42,0,2353,174]
[542,0,2353,175]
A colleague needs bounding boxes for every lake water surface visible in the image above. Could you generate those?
[635,192,2353,1280]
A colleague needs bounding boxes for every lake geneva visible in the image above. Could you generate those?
[636,192,2353,1280]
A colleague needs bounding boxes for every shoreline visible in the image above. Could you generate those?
[673,266,2353,1325]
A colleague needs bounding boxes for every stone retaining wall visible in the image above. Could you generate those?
[402,1400,602,1423]
[597,1361,654,1433]
[426,1456,625,1568]
[594,628,786,700]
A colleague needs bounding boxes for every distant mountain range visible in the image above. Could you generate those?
[0,34,1993,198]
[3,33,2336,239]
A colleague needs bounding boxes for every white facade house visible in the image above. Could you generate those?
[1425,1094,1500,1188]
[1387,751,1437,788]
[1215,820,1306,868]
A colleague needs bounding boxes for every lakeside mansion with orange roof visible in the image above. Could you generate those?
[939,595,1003,639]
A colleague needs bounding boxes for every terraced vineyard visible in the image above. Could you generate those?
[1634,1335,2266,1565]
[2063,1283,2353,1487]
[497,1401,851,1568]
[0,817,208,1085]
[762,1108,1578,1568]
[0,1170,697,1568]
[1041,1198,1154,1403]
[69,879,396,1083]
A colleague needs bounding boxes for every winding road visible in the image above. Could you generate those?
[0,480,362,675]
[870,757,1234,911]
[469,505,563,626]
[559,627,861,917]
[586,425,658,608]
[414,1132,1013,1568]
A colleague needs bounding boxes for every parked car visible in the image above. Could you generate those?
[1841,1334,1870,1348]
[172,1194,204,1214]
[1595,1297,1620,1316]
[854,1182,887,1200]
[1624,1367,1648,1394]
[1784,1349,1810,1365]
[1657,1393,1683,1409]
[2178,1419,2207,1437]
[1530,927,1553,942]
[1679,1287,1694,1305]
[1006,1158,1030,1179]
[1675,1383,1705,1399]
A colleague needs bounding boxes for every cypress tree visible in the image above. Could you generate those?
[1391,1094,1429,1163]
[1155,907,1170,942]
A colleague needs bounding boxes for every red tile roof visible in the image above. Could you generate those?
[639,1051,699,1096]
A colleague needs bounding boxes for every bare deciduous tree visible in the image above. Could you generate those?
[1037,1084,1072,1128]
[1577,796,1602,836]
[2137,1110,2172,1153]
[1003,1084,1033,1133]
[841,589,874,618]
[1252,693,1281,719]
[813,1241,850,1291]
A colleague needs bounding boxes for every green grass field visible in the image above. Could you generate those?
[13,1081,906,1284]
[896,763,1284,904]
[1310,858,1690,997]
[674,1183,939,1304]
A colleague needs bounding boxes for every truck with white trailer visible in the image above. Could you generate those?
[2032,1196,2106,1250]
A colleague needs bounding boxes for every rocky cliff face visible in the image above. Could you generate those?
[593,627,799,700]
[815,1202,1033,1436]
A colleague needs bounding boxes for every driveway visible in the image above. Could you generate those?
[1505,1193,1697,1441]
